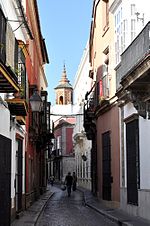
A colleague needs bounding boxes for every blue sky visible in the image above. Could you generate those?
[37,0,93,104]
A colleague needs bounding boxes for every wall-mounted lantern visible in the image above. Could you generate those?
[29,90,43,112]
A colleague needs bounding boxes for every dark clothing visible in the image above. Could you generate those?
[72,181,77,191]
[50,176,54,186]
[65,174,73,197]
[72,174,77,191]
[65,175,73,186]
[67,185,72,197]
[72,183,76,191]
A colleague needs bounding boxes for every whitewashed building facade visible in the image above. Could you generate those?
[110,0,150,220]
[0,0,28,223]
[73,42,93,190]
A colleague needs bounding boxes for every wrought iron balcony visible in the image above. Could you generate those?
[84,97,95,122]
[29,90,54,147]
[0,61,19,93]
[0,6,28,119]
[84,91,96,140]
[116,21,150,91]
[5,41,28,117]
[50,149,62,159]
[116,22,150,119]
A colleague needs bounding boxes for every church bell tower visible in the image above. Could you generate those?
[54,64,73,105]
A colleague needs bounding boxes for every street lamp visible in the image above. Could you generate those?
[29,90,43,112]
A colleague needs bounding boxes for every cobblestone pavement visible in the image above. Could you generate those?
[36,186,118,226]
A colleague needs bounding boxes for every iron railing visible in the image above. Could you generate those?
[116,21,150,90]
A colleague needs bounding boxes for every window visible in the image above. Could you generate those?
[59,96,63,104]
[102,64,109,98]
[131,19,136,41]
[123,19,127,49]
[114,6,124,65]
[131,4,135,16]
[115,35,120,64]
[98,59,109,102]
[130,4,136,41]
[101,48,109,98]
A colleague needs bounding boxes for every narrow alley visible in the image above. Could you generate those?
[36,185,117,226]
[1,0,150,225]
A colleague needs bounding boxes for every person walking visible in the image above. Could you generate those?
[50,175,55,186]
[72,172,77,191]
[65,172,73,197]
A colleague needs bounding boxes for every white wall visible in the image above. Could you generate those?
[0,103,10,138]
[72,42,92,190]
[51,104,75,128]
[139,118,150,189]
[62,157,75,181]
[0,0,27,42]
[73,41,92,107]
[124,102,137,119]
[123,102,150,189]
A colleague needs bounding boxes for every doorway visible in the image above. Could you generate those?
[0,134,11,225]
[126,118,139,205]
[16,139,23,213]
[102,131,112,201]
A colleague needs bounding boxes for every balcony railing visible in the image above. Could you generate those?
[0,8,20,93]
[0,6,28,107]
[116,21,150,90]
[84,88,96,140]
[84,97,95,121]
[29,90,54,147]
[5,43,28,118]
[0,7,6,64]
[0,7,28,121]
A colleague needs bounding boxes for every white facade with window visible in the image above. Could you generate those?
[110,0,150,220]
[110,0,149,66]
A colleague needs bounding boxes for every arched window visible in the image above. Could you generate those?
[59,96,63,105]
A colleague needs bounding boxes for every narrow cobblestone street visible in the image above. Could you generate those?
[36,186,118,226]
